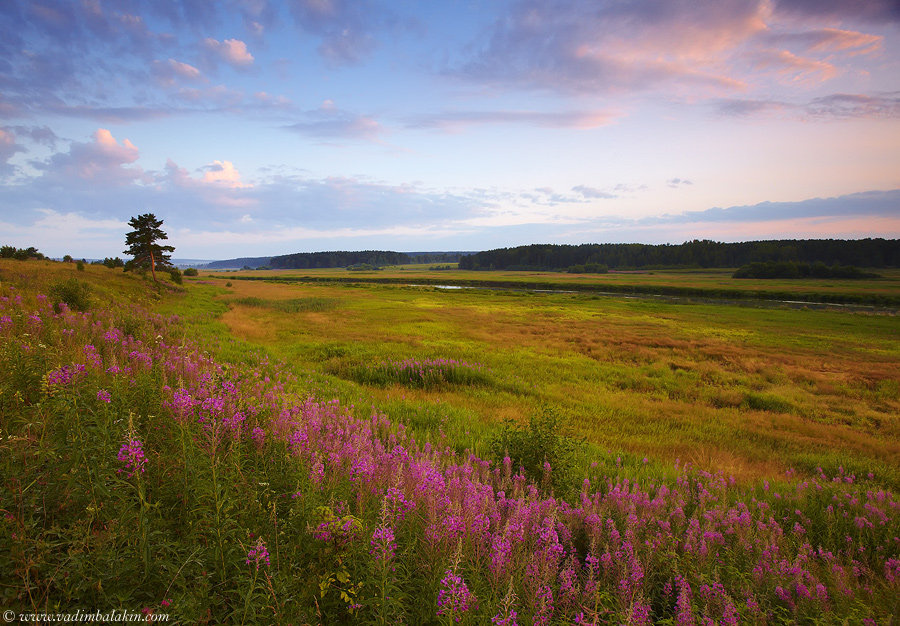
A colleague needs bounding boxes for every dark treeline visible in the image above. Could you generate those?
[203,251,471,269]
[1,245,46,260]
[458,239,900,271]
[406,252,470,264]
[733,262,879,279]
[270,250,410,269]
[203,256,272,270]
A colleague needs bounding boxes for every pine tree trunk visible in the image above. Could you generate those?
[150,249,156,282]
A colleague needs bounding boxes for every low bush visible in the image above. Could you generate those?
[48,276,91,311]
[488,409,583,496]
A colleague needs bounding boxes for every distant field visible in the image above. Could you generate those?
[205,265,900,306]
[191,270,900,488]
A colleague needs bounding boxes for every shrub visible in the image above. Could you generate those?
[48,277,91,311]
[183,267,198,276]
[349,357,489,388]
[169,268,183,284]
[76,261,85,271]
[489,409,583,495]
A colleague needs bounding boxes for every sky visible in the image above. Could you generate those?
[1,0,899,260]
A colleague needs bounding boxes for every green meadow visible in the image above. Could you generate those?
[196,266,900,488]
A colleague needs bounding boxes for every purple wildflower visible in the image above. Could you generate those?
[437,568,476,622]
[117,438,147,478]
[246,537,270,570]
[46,365,75,387]
[96,389,112,403]
[370,524,397,561]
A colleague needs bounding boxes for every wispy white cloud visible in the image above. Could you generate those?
[717,92,900,119]
[0,128,24,176]
[285,101,382,141]
[288,0,381,66]
[407,109,619,131]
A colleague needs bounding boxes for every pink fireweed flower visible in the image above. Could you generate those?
[675,576,694,626]
[251,426,265,447]
[104,328,124,343]
[885,557,900,583]
[309,457,325,485]
[533,584,554,626]
[83,344,102,368]
[117,438,147,478]
[385,486,415,522]
[370,524,397,561]
[491,608,519,626]
[437,568,476,621]
[246,537,270,570]
[46,365,76,387]
[96,389,112,403]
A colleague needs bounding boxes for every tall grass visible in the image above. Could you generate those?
[231,296,338,313]
[348,357,491,389]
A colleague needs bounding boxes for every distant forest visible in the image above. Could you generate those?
[458,239,900,271]
[268,250,466,269]
[202,251,468,270]
[270,250,407,269]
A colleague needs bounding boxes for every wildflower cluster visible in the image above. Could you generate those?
[246,538,270,570]
[437,568,476,621]
[116,438,147,478]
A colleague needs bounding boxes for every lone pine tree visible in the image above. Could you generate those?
[124,213,174,282]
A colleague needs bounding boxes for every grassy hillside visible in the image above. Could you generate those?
[1,258,898,623]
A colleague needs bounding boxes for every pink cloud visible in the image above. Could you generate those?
[201,160,251,189]
[458,0,886,98]
[38,128,144,185]
[162,158,251,190]
[459,0,770,95]
[153,58,204,86]
[805,28,881,55]
[203,38,254,68]
[751,49,838,83]
[409,109,620,132]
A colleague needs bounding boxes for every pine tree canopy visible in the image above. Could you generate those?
[123,213,174,280]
